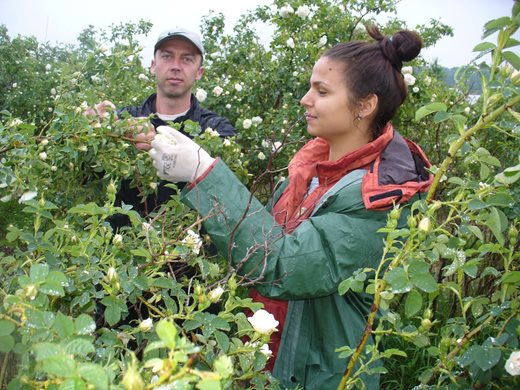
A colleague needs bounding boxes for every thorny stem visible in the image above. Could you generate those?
[0,352,9,390]
[426,95,520,202]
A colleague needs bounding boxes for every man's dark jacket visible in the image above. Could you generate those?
[112,93,235,228]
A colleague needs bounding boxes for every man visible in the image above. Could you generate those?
[110,26,236,226]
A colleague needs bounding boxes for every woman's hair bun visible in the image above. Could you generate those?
[366,25,422,68]
[391,30,422,62]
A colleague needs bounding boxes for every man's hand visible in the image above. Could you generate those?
[126,118,155,151]
[149,126,215,183]
[83,100,116,119]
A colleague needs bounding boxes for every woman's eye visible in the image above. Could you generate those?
[318,90,327,96]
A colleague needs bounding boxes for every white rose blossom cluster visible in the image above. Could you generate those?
[505,350,520,376]
[295,5,311,19]
[262,139,282,152]
[182,229,203,255]
[234,83,243,92]
[195,88,208,102]
[279,5,294,18]
[213,85,223,96]
[205,127,219,138]
[247,309,279,335]
[401,66,416,87]
[242,119,252,129]
[286,37,295,49]
[317,35,327,48]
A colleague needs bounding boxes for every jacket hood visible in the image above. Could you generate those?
[287,124,433,210]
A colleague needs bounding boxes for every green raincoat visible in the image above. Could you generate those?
[181,125,432,389]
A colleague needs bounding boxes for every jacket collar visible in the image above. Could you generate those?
[289,123,394,186]
[144,93,203,123]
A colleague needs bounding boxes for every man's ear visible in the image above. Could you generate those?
[150,59,156,75]
[196,66,204,81]
[359,94,378,118]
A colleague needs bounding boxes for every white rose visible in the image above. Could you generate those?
[19,191,38,203]
[79,145,88,152]
[51,165,58,172]
[12,83,17,88]
[242,119,252,129]
[317,35,327,48]
[260,343,272,357]
[418,217,431,232]
[50,88,57,95]
[149,182,157,190]
[505,350,520,376]
[225,104,231,110]
[234,83,243,92]
[182,229,203,255]
[99,44,109,53]
[252,116,263,125]
[223,139,231,147]
[112,234,123,245]
[279,5,294,18]
[195,88,207,102]
[45,64,52,71]
[403,73,416,87]
[40,138,49,146]
[204,127,219,138]
[91,74,100,83]
[295,5,311,19]
[401,66,413,75]
[412,87,420,93]
[208,286,225,303]
[138,318,153,332]
[286,37,295,49]
[257,152,266,160]
[464,107,471,115]
[213,86,223,96]
[107,267,117,282]
[247,309,279,335]
[39,152,47,161]
[138,73,148,81]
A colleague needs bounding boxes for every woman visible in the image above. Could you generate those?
[149,25,432,389]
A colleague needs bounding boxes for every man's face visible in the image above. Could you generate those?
[151,38,203,100]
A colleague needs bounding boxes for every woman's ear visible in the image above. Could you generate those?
[359,94,378,118]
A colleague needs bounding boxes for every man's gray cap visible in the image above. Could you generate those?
[154,26,204,58]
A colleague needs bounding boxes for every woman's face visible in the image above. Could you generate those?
[300,57,357,143]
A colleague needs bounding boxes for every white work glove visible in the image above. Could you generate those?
[149,126,215,183]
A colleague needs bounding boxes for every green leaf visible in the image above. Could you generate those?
[68,202,107,215]
[433,111,451,123]
[42,354,77,377]
[39,279,65,297]
[33,342,62,361]
[0,335,15,352]
[485,207,505,246]
[501,271,520,284]
[156,320,177,349]
[474,345,501,370]
[75,314,96,335]
[338,277,364,294]
[0,320,15,336]
[65,339,95,357]
[59,377,87,390]
[404,290,423,318]
[104,305,121,326]
[386,267,411,293]
[495,164,520,184]
[472,42,496,52]
[213,355,233,379]
[30,263,49,282]
[486,193,515,207]
[411,272,438,293]
[382,348,407,358]
[415,103,448,122]
[214,330,230,353]
[78,363,109,390]
[54,312,75,338]
[483,16,511,37]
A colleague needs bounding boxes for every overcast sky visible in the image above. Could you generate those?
[0,0,517,68]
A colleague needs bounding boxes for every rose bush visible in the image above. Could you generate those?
[0,0,519,389]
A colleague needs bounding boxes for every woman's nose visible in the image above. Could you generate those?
[300,90,312,107]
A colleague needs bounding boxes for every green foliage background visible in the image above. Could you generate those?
[0,1,519,389]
